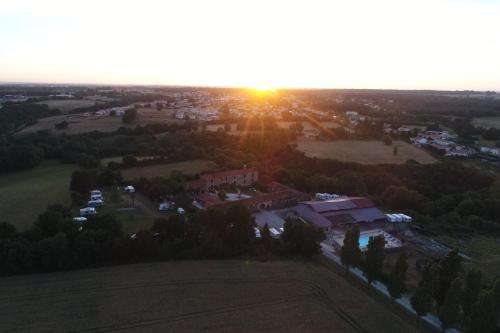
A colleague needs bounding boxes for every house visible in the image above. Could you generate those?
[295,197,387,231]
[193,182,310,212]
[88,199,104,208]
[186,168,259,193]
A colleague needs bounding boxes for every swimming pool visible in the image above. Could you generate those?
[333,229,402,250]
[359,235,371,247]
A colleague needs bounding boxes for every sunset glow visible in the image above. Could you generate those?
[1,0,500,90]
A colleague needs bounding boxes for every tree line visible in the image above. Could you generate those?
[340,225,500,332]
[0,204,325,276]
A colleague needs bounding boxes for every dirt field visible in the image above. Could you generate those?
[472,117,500,129]
[296,139,436,164]
[18,108,185,135]
[122,160,217,180]
[36,99,97,113]
[0,260,419,333]
[0,161,76,230]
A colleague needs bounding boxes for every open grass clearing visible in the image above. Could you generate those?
[18,108,185,135]
[472,116,500,129]
[0,161,76,231]
[100,155,160,165]
[35,99,97,113]
[436,235,500,286]
[296,139,437,164]
[0,260,419,333]
[95,190,165,234]
[121,159,217,180]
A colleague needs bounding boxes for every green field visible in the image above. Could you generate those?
[0,260,419,333]
[0,162,76,230]
[122,159,217,180]
[437,235,500,286]
[100,155,159,165]
[296,139,437,165]
[36,99,97,113]
[19,108,185,135]
[472,117,500,129]
[97,190,166,234]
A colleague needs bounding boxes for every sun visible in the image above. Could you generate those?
[247,85,278,96]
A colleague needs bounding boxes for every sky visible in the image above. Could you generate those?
[1,0,500,90]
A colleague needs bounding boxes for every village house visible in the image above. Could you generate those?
[186,168,259,193]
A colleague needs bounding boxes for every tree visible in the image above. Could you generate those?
[388,252,408,300]
[0,222,17,240]
[225,205,255,253]
[260,223,272,248]
[150,214,186,242]
[438,277,462,331]
[122,155,137,167]
[33,232,70,272]
[364,235,386,286]
[54,120,68,130]
[34,205,74,238]
[411,265,435,323]
[465,289,499,333]
[340,225,361,272]
[382,185,427,212]
[69,169,98,194]
[462,269,482,316]
[218,190,227,201]
[435,249,462,309]
[282,216,325,258]
[122,108,137,123]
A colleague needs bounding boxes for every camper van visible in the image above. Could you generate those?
[80,207,96,217]
[88,199,104,208]
[90,190,103,200]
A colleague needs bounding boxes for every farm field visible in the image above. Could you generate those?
[0,161,76,230]
[35,99,97,113]
[18,108,185,135]
[121,159,217,180]
[0,260,419,333]
[296,139,436,164]
[204,121,341,134]
[472,116,500,129]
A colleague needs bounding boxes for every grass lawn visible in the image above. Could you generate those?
[472,116,500,129]
[437,235,500,286]
[296,139,437,164]
[0,161,76,230]
[122,160,217,180]
[97,190,166,234]
[35,99,97,113]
